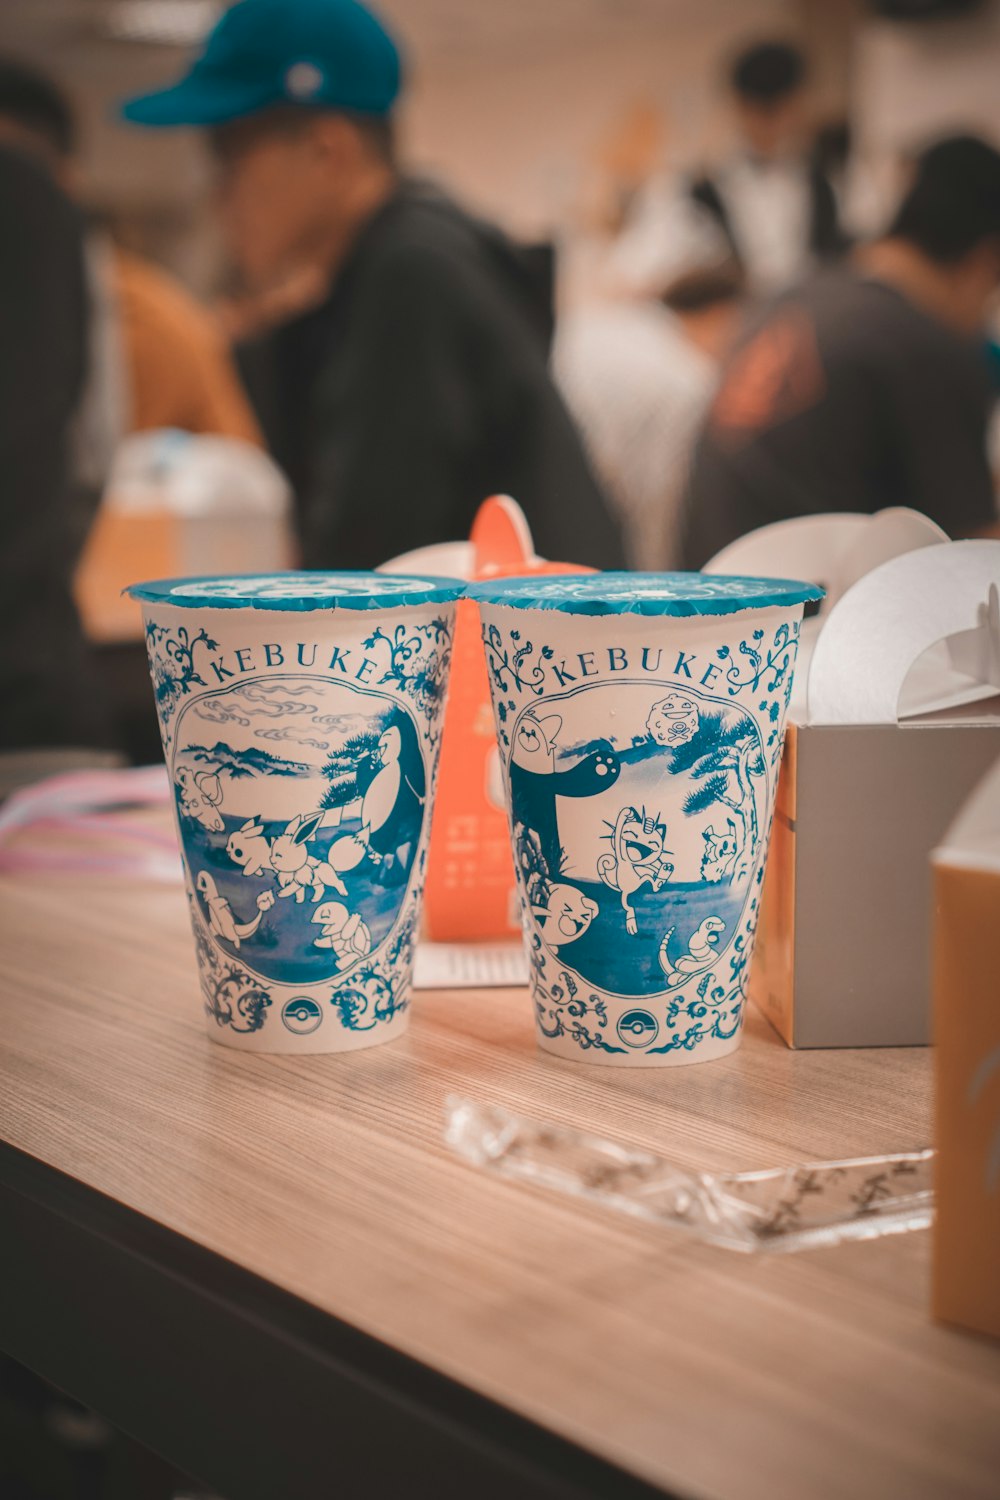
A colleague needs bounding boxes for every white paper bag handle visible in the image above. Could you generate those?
[825,507,946,610]
[705,513,867,605]
[704,508,945,615]
[806,541,1000,725]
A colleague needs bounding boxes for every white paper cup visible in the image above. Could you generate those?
[127,572,461,1053]
[468,573,822,1066]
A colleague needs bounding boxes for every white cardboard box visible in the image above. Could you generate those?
[709,516,1000,1048]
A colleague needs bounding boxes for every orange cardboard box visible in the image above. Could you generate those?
[932,760,1000,1342]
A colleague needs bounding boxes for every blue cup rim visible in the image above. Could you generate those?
[467,571,824,618]
[125,571,465,612]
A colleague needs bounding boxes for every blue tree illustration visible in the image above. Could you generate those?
[319,730,382,811]
[669,710,764,879]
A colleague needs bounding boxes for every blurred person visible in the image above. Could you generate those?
[0,57,262,495]
[679,135,1000,568]
[120,0,624,570]
[611,41,843,303]
[811,120,852,195]
[555,260,746,569]
[216,259,331,344]
[811,117,897,246]
[693,40,844,294]
[0,146,111,756]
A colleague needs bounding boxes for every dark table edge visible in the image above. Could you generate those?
[0,1139,680,1500]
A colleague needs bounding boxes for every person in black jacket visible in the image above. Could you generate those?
[121,0,623,570]
[0,145,111,755]
[687,40,844,297]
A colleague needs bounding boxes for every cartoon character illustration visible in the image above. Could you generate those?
[196,871,275,948]
[509,711,621,873]
[553,742,621,796]
[271,812,327,902]
[658,916,726,987]
[325,720,426,885]
[530,880,598,946]
[311,901,373,961]
[597,806,674,935]
[226,817,273,876]
[512,712,563,773]
[272,812,367,902]
[361,723,425,876]
[646,693,700,747]
[319,832,369,894]
[700,819,740,883]
[176,766,224,832]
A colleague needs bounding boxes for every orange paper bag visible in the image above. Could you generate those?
[396,496,592,941]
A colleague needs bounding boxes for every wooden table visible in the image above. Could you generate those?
[2,853,999,1500]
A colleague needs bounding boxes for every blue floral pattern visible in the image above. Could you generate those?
[361,616,454,745]
[145,621,219,742]
[330,915,416,1031]
[481,623,550,700]
[527,937,627,1053]
[719,620,802,769]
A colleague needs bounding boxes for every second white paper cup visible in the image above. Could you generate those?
[469,573,822,1067]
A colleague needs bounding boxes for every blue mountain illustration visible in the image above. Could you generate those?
[186,741,312,778]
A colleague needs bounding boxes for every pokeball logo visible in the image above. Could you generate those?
[282,996,323,1035]
[616,1008,659,1048]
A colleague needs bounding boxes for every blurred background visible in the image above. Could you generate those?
[1,0,998,784]
[1,3,1000,1497]
[4,0,1000,284]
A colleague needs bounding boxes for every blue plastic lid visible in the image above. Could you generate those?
[466,571,824,617]
[125,571,464,612]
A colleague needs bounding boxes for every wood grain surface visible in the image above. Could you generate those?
[2,845,999,1500]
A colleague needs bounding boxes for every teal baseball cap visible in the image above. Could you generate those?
[120,0,402,128]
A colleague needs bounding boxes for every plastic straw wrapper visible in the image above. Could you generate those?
[445,1098,933,1254]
